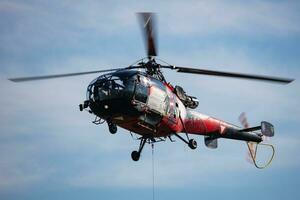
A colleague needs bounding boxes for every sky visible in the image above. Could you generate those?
[0,0,300,199]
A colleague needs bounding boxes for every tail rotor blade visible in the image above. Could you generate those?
[239,112,249,128]
[239,112,255,163]
[238,112,274,168]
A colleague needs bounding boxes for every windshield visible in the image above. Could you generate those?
[87,73,135,102]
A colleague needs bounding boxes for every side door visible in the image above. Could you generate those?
[147,86,167,115]
[166,91,179,125]
[134,77,148,104]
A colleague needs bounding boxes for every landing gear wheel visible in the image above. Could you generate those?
[131,151,140,161]
[108,123,117,134]
[188,139,197,150]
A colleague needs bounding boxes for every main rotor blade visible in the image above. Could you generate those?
[9,68,124,82]
[137,12,158,57]
[164,66,294,84]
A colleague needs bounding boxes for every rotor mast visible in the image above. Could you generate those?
[142,58,166,82]
[137,12,167,82]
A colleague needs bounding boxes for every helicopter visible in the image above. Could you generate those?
[9,13,294,168]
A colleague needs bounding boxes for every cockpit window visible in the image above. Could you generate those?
[98,79,125,99]
[134,75,149,103]
[135,83,148,103]
[87,73,135,102]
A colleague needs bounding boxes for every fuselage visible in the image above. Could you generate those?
[86,70,261,142]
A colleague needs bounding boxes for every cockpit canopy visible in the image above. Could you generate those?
[87,70,136,102]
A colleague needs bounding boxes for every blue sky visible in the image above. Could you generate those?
[1,0,300,200]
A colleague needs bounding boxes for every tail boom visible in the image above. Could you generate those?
[183,111,263,143]
[182,111,275,169]
[219,127,262,143]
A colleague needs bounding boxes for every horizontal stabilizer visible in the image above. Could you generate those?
[204,136,218,149]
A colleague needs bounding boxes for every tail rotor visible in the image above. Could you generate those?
[238,113,275,169]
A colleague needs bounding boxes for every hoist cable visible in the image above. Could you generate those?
[151,143,155,200]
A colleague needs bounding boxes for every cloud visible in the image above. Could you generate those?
[0,0,300,196]
[63,134,300,189]
[160,0,300,36]
[1,0,299,54]
[1,46,299,191]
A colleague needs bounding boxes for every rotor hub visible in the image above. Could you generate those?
[138,58,166,82]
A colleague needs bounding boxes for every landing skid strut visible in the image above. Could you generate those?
[131,137,147,161]
[131,137,166,161]
[173,133,197,150]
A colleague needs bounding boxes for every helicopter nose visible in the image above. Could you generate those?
[86,79,127,118]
